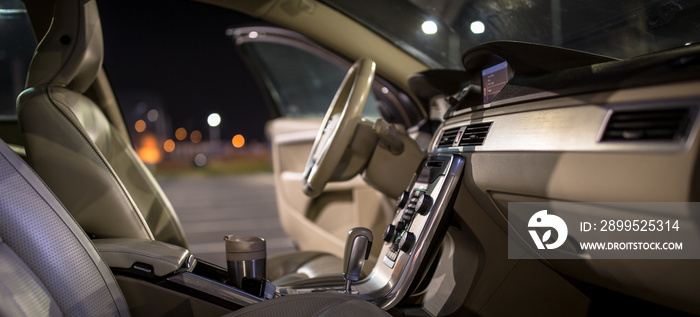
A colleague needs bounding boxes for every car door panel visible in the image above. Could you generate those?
[267,118,392,260]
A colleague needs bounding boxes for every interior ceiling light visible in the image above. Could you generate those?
[470,21,485,34]
[422,21,438,35]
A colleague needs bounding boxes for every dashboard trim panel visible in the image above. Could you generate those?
[434,99,699,154]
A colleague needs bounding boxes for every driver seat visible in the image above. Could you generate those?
[17,0,341,283]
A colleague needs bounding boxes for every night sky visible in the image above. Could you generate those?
[97,0,271,143]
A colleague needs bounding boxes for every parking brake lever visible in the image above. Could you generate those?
[343,227,373,294]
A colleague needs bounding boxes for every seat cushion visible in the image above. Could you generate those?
[0,139,129,316]
[227,292,390,317]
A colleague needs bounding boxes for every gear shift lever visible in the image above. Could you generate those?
[343,227,373,294]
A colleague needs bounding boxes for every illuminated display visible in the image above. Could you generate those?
[482,61,509,104]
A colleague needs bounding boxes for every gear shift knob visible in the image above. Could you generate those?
[343,227,373,294]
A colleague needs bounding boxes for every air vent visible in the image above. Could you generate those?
[459,122,492,146]
[438,122,493,148]
[438,127,461,147]
[601,107,692,141]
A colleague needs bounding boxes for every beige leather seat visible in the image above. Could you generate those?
[0,137,389,316]
[16,0,342,283]
[17,0,187,248]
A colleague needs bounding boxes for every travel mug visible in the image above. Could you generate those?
[224,235,266,289]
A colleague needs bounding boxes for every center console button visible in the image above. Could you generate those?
[386,250,398,262]
[396,220,407,232]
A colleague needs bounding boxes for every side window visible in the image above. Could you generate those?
[0,0,36,117]
[244,41,380,119]
[233,27,421,123]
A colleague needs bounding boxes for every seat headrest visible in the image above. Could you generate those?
[25,0,103,93]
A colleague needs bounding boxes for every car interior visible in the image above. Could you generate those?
[2,0,700,316]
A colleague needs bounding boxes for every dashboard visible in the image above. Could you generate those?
[279,42,700,315]
[407,41,700,315]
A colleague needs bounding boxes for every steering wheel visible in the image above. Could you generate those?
[302,58,376,198]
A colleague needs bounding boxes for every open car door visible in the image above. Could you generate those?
[232,26,421,260]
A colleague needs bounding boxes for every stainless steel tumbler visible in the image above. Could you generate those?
[224,235,266,289]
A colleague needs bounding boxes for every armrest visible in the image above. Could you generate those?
[94,238,190,276]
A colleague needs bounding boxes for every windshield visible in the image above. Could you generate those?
[323,0,700,69]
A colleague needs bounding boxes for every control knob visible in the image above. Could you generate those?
[396,191,410,209]
[382,224,396,243]
[398,231,416,253]
[415,194,433,215]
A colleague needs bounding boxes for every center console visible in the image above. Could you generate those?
[279,153,464,309]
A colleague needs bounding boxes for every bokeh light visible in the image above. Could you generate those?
[194,153,207,167]
[175,127,187,141]
[134,119,146,133]
[207,113,221,127]
[137,134,161,164]
[232,134,245,148]
[147,109,159,122]
[163,139,175,153]
[190,130,202,143]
